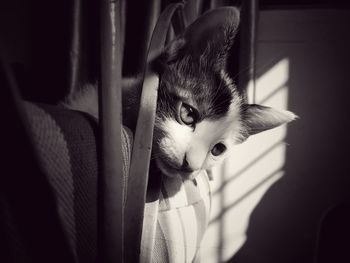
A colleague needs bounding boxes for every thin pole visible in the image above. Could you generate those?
[98,0,124,262]
[238,0,259,103]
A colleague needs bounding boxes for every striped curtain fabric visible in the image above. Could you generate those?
[143,171,212,263]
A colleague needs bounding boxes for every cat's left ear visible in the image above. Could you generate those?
[183,7,240,71]
[242,104,297,136]
[153,7,240,71]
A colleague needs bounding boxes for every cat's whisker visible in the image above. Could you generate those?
[210,96,234,111]
[211,77,225,103]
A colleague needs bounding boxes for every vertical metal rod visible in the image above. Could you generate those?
[238,0,259,103]
[99,0,124,262]
[68,0,82,99]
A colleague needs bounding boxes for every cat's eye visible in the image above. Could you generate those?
[211,143,227,156]
[179,103,198,126]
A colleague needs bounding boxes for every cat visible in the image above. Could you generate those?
[65,7,297,181]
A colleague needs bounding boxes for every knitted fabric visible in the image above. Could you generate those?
[23,102,132,262]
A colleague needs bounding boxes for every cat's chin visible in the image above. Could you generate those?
[156,159,200,181]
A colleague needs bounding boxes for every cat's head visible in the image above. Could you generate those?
[153,7,296,180]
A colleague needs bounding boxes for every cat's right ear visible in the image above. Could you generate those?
[242,104,298,137]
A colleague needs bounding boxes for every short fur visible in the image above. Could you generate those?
[65,7,297,181]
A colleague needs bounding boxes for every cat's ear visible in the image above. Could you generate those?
[183,7,240,70]
[242,104,297,136]
[154,7,239,71]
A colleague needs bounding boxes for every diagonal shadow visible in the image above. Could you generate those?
[258,82,288,105]
[210,168,283,225]
[213,140,284,196]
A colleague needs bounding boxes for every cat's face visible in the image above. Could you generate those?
[152,7,296,180]
[153,57,245,180]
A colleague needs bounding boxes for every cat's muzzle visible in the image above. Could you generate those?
[156,158,201,180]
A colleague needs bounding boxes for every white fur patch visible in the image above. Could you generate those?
[158,118,193,165]
[158,100,243,174]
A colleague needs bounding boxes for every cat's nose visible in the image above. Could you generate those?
[181,155,194,172]
[183,148,206,171]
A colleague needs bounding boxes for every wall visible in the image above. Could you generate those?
[198,8,350,263]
